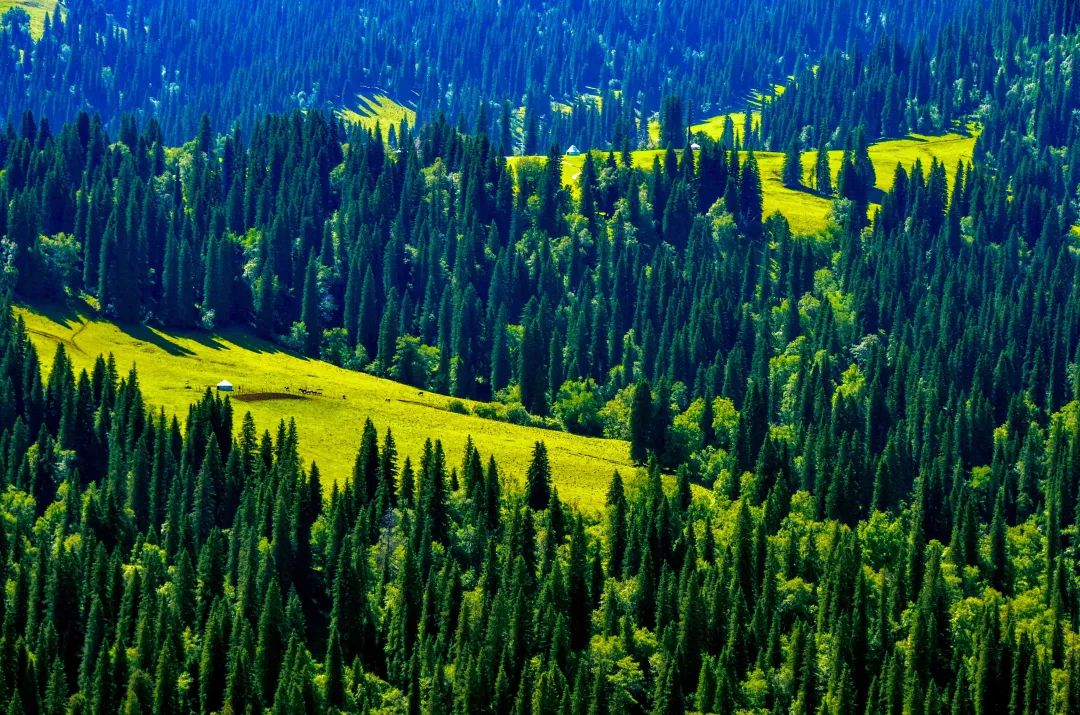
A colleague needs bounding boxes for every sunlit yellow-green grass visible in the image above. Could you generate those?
[16,305,633,511]
[756,130,977,233]
[339,95,416,138]
[0,0,58,38]
[688,79,800,143]
[691,111,761,144]
[508,149,670,189]
[510,130,977,235]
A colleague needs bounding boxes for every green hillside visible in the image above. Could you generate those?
[338,94,416,137]
[763,130,976,234]
[0,0,58,38]
[509,129,976,235]
[17,304,633,511]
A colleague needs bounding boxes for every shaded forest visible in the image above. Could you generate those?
[0,0,1048,148]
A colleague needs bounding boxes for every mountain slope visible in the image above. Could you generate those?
[18,304,634,510]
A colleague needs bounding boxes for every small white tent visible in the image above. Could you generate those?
[217,380,234,392]
[566,145,581,156]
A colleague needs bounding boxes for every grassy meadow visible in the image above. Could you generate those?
[0,0,58,37]
[16,304,634,511]
[760,130,976,233]
[509,128,977,235]
[339,94,416,137]
[690,111,759,145]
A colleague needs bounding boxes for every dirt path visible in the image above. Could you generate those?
[233,392,306,402]
[26,327,86,355]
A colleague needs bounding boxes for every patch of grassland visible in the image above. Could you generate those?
[860,132,976,191]
[751,151,835,235]
[17,305,634,511]
[552,101,573,116]
[339,95,416,138]
[648,119,660,146]
[0,0,59,38]
[777,130,977,231]
[561,149,669,183]
[579,93,603,111]
[507,149,669,204]
[691,111,761,145]
[509,130,977,235]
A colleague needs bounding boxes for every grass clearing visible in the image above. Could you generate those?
[509,130,977,235]
[16,304,634,511]
[339,94,415,138]
[0,0,59,38]
[755,131,975,233]
[691,110,761,144]
[508,149,669,188]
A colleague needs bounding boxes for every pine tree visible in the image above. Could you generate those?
[490,308,511,394]
[659,95,686,149]
[738,153,763,239]
[606,471,628,578]
[526,441,552,511]
[782,135,803,188]
[160,226,180,325]
[987,488,1010,594]
[255,582,285,706]
[152,642,178,715]
[256,258,276,338]
[630,381,653,465]
[520,308,549,415]
[419,439,450,544]
[815,137,833,196]
[299,252,322,357]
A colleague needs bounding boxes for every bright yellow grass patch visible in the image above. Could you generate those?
[691,111,762,144]
[17,305,634,511]
[752,131,976,233]
[0,0,58,38]
[509,130,977,235]
[339,95,416,138]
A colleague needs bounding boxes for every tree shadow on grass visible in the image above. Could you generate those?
[164,325,282,356]
[21,296,302,361]
[116,323,196,358]
[212,329,274,355]
[215,328,314,359]
[174,329,229,352]
[16,299,81,330]
[127,323,272,356]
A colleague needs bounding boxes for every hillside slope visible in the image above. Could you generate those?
[510,129,976,234]
[0,0,56,37]
[17,305,633,510]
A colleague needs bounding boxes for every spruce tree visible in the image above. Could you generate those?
[782,135,803,188]
[525,441,552,511]
[815,137,833,196]
[299,252,322,357]
[630,381,654,465]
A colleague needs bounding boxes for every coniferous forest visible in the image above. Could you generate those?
[1,0,1080,712]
